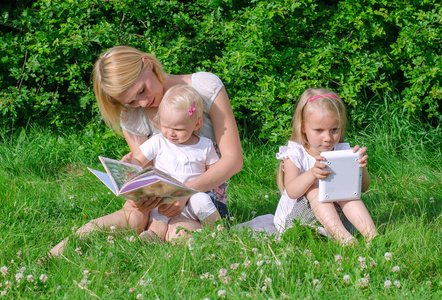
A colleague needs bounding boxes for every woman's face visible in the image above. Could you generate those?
[115,63,163,108]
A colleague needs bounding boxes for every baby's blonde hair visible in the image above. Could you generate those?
[92,46,166,133]
[156,85,204,132]
[277,88,347,192]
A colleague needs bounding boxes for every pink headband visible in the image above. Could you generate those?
[307,94,338,103]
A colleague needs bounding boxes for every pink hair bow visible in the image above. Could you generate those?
[188,101,196,116]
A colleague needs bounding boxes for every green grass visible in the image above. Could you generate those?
[0,107,441,299]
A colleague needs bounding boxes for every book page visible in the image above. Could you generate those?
[99,156,142,191]
[87,168,118,195]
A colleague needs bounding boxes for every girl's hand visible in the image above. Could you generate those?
[353,145,368,168]
[128,197,164,212]
[311,155,332,179]
[157,197,188,217]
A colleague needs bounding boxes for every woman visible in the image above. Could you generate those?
[49,46,242,255]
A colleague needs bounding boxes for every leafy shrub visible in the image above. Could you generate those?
[0,0,440,142]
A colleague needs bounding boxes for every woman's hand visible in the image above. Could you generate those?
[311,155,332,179]
[353,145,368,168]
[157,197,188,217]
[127,197,163,212]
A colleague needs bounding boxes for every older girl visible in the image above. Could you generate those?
[274,88,378,245]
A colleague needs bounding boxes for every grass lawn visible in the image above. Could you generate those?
[0,105,441,298]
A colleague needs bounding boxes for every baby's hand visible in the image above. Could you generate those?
[353,145,368,168]
[311,155,332,179]
[121,152,134,163]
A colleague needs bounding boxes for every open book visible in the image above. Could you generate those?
[87,156,197,202]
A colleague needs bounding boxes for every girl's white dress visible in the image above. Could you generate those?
[274,141,356,236]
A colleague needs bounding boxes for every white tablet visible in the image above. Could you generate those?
[318,149,362,202]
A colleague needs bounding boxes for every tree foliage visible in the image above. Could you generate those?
[1,0,440,142]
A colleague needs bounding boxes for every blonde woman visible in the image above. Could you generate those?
[50,46,242,255]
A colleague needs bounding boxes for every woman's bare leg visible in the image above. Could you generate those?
[49,201,149,256]
[164,216,202,241]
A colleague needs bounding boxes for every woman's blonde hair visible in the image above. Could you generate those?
[156,85,204,133]
[92,46,166,133]
[276,88,347,192]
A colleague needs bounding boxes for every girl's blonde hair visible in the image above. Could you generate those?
[92,46,167,133]
[276,88,347,192]
[156,85,204,132]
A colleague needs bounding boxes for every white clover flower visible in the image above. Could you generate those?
[82,270,90,278]
[230,263,239,270]
[136,294,143,300]
[264,277,272,285]
[222,276,231,284]
[218,289,226,298]
[256,260,264,266]
[343,274,350,284]
[15,273,24,282]
[313,260,319,265]
[5,281,12,289]
[264,195,269,198]
[358,274,370,288]
[313,279,319,286]
[16,251,22,258]
[217,224,224,232]
[261,285,267,292]
[27,275,34,283]
[252,248,258,253]
[384,252,392,261]
[425,281,432,287]
[110,225,116,231]
[230,216,235,221]
[429,197,435,203]
[107,236,114,244]
[39,274,48,283]
[19,267,26,273]
[394,280,401,288]
[304,249,312,257]
[219,269,227,277]
[384,280,392,288]
[335,254,343,262]
[244,260,251,267]
[128,236,136,242]
[392,266,400,273]
[211,232,216,238]
[337,266,343,272]
[1,266,8,276]
[209,274,214,280]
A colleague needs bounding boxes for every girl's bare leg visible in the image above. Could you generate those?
[337,199,378,241]
[306,187,354,243]
[49,201,149,256]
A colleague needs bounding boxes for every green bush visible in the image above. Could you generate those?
[0,0,440,142]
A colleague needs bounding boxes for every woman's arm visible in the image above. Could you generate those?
[185,86,243,192]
